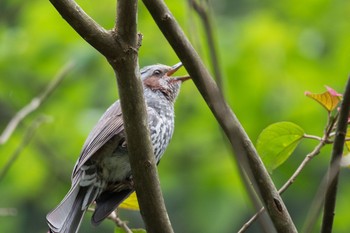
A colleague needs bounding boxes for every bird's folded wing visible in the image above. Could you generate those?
[72,101,124,178]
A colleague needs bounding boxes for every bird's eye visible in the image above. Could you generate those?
[153,69,162,76]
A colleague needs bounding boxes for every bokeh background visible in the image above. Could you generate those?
[1,0,350,232]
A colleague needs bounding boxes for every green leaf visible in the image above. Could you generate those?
[115,227,146,233]
[131,229,147,233]
[257,122,304,173]
[114,227,125,233]
[115,227,125,233]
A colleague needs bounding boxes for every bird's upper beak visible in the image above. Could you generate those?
[166,62,191,82]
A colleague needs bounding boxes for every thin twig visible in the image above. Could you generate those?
[88,207,133,233]
[188,0,223,92]
[239,112,339,232]
[240,79,349,232]
[0,115,51,181]
[303,134,322,141]
[239,110,338,232]
[238,103,340,232]
[0,61,74,145]
[321,77,350,233]
[279,138,326,194]
[238,136,328,232]
[109,211,133,233]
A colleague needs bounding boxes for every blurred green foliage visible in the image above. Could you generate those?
[1,0,350,232]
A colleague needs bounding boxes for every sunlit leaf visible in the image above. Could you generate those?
[119,192,139,211]
[305,86,342,111]
[257,122,305,173]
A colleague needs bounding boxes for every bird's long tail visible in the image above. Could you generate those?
[46,182,98,233]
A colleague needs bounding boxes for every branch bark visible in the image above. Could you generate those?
[141,1,297,232]
[321,77,350,233]
[48,0,173,232]
[113,1,174,232]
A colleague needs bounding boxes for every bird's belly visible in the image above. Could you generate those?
[98,150,131,183]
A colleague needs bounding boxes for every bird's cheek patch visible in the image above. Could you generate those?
[143,77,161,90]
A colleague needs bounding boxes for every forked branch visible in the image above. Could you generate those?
[48,0,173,232]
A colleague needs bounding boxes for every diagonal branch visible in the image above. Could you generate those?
[321,77,350,233]
[239,134,329,232]
[141,0,297,232]
[88,208,133,233]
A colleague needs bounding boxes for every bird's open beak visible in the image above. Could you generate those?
[166,62,191,82]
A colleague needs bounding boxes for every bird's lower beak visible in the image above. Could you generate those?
[167,62,191,82]
[173,76,191,82]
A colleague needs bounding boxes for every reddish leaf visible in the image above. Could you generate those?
[305,86,342,111]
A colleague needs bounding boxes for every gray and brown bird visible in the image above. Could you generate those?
[46,63,189,233]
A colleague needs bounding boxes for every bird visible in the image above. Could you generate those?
[46,62,190,233]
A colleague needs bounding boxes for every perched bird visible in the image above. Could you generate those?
[47,63,190,233]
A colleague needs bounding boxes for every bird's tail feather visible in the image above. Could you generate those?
[91,189,133,226]
[47,183,88,233]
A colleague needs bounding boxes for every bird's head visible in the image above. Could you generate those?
[141,62,190,103]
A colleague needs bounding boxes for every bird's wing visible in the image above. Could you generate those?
[72,100,124,178]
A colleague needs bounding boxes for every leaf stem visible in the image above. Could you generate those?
[239,112,340,232]
[303,134,322,141]
[238,136,328,232]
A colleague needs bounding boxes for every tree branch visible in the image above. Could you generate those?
[109,211,133,233]
[88,208,133,233]
[0,61,74,145]
[113,1,174,232]
[141,1,297,232]
[321,77,350,233]
[49,0,173,232]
